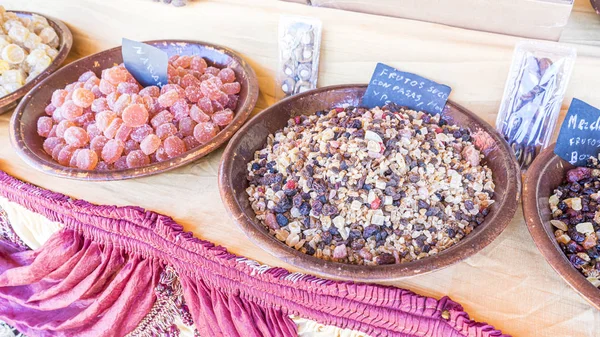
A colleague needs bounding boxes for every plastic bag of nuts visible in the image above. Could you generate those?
[496,41,576,170]
[276,15,322,100]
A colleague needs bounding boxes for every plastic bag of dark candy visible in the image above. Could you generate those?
[496,41,576,170]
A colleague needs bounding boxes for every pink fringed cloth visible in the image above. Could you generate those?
[0,171,509,337]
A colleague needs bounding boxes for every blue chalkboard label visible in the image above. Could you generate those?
[555,98,600,166]
[362,63,451,114]
[122,38,168,88]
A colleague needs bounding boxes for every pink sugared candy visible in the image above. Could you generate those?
[57,145,77,166]
[37,117,53,137]
[218,68,236,83]
[76,149,98,170]
[122,104,149,127]
[140,134,161,155]
[156,123,177,140]
[101,139,124,164]
[61,101,84,120]
[72,88,95,108]
[212,109,234,127]
[126,150,150,168]
[130,124,153,142]
[163,136,185,158]
[43,137,65,155]
[193,122,219,144]
[63,126,89,148]
[95,110,116,131]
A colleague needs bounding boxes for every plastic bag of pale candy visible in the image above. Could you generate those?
[496,41,576,170]
[276,15,322,100]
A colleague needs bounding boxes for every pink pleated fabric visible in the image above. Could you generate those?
[0,171,510,337]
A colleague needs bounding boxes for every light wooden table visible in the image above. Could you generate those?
[3,0,600,336]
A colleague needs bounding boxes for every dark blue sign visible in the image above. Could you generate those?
[122,38,168,88]
[362,63,451,114]
[555,98,600,166]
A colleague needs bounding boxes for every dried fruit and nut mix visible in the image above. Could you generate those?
[246,105,495,265]
[37,55,240,171]
[0,6,60,97]
[549,160,600,289]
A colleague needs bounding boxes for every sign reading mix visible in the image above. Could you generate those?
[362,63,451,114]
[555,98,600,166]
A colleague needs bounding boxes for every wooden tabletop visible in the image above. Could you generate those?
[3,0,600,336]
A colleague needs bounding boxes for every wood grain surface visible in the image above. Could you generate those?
[2,0,600,336]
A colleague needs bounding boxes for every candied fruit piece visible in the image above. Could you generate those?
[170,99,190,120]
[99,79,116,95]
[104,67,129,85]
[126,150,150,168]
[76,149,98,170]
[197,97,214,114]
[122,104,149,127]
[215,91,229,106]
[69,149,82,167]
[130,124,153,142]
[71,88,94,108]
[124,139,140,155]
[180,74,200,88]
[86,123,101,139]
[173,55,192,69]
[158,90,179,108]
[95,110,116,131]
[139,86,160,98]
[106,92,119,110]
[84,76,100,90]
[101,139,124,164]
[211,99,224,112]
[51,143,66,161]
[183,135,200,151]
[156,123,177,140]
[167,64,178,78]
[204,67,220,76]
[218,68,236,83]
[45,104,56,116]
[90,135,109,156]
[178,117,197,137]
[91,85,103,98]
[117,82,140,95]
[150,110,174,129]
[91,98,109,113]
[57,145,77,166]
[225,94,238,110]
[199,73,213,82]
[190,56,207,73]
[193,122,219,144]
[114,156,128,170]
[43,137,65,155]
[115,124,133,143]
[48,125,57,138]
[163,136,185,158]
[212,109,234,126]
[78,71,96,82]
[52,108,64,123]
[222,82,241,95]
[96,161,110,171]
[130,93,144,105]
[56,120,75,138]
[104,117,123,139]
[51,90,68,108]
[37,116,53,137]
[185,85,203,103]
[140,134,161,155]
[160,84,185,96]
[60,100,83,121]
[190,105,210,123]
[113,94,131,115]
[64,126,89,148]
[75,112,95,128]
[199,76,223,100]
[155,146,169,162]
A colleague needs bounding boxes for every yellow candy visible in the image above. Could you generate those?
[33,55,52,72]
[1,44,25,64]
[23,33,42,50]
[26,49,45,66]
[0,85,9,97]
[8,25,29,43]
[0,60,9,74]
[1,69,26,85]
[26,69,41,82]
[39,26,57,45]
[2,82,22,93]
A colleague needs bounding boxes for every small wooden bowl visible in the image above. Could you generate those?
[10,40,258,180]
[0,11,72,114]
[219,84,521,281]
[523,145,600,309]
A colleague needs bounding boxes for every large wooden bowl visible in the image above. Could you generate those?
[219,84,521,281]
[10,40,258,180]
[523,145,600,309]
[0,11,73,114]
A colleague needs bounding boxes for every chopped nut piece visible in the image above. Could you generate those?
[576,222,594,235]
[564,197,582,211]
[550,220,568,231]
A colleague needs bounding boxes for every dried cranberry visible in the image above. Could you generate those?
[566,167,591,183]
[370,197,381,210]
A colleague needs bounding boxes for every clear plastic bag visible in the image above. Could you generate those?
[276,15,322,100]
[496,41,576,169]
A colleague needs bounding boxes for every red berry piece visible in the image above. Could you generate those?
[51,89,68,107]
[222,82,241,95]
[158,90,179,108]
[370,197,381,210]
[163,136,186,158]
[95,110,116,131]
[193,122,219,144]
[43,137,65,155]
[212,109,234,127]
[76,149,98,170]
[122,104,149,127]
[56,120,75,138]
[139,86,160,98]
[156,123,177,140]
[130,124,153,142]
[140,134,161,155]
[150,110,174,129]
[126,150,150,168]
[218,68,236,83]
[71,88,95,108]
[101,139,124,164]
[190,56,207,73]
[104,117,123,139]
[64,126,89,148]
[37,117,53,137]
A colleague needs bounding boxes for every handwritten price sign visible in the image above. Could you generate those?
[122,38,168,88]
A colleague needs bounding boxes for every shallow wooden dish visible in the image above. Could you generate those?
[0,11,72,115]
[219,84,521,281]
[523,145,600,310]
[10,40,258,180]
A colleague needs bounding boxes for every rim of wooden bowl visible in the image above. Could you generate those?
[219,84,521,281]
[0,10,73,114]
[10,40,258,181]
[523,145,600,310]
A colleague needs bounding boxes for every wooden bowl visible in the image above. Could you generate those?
[10,40,258,180]
[219,84,521,281]
[523,145,600,309]
[0,11,72,114]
